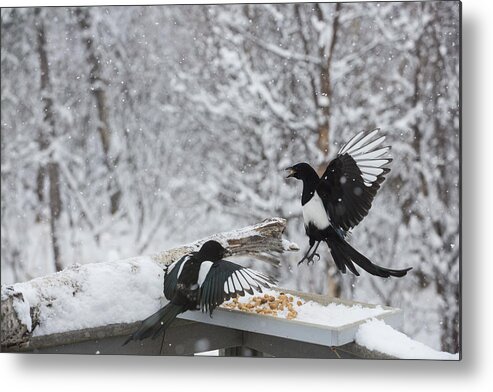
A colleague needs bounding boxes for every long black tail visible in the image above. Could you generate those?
[123,302,185,346]
[326,230,412,278]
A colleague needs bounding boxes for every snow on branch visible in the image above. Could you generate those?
[221,23,322,66]
[1,217,299,349]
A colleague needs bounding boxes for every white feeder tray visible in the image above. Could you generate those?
[179,287,403,347]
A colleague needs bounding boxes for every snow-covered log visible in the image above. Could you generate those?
[1,217,299,349]
[151,217,299,265]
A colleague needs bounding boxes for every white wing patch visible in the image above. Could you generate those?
[339,129,379,155]
[236,272,249,289]
[358,166,385,176]
[338,130,366,155]
[222,268,274,295]
[240,270,262,290]
[356,159,390,168]
[338,129,392,187]
[166,256,184,274]
[197,261,213,286]
[225,277,232,294]
[232,274,241,291]
[352,147,390,161]
[176,255,191,278]
[302,191,330,230]
[224,278,232,294]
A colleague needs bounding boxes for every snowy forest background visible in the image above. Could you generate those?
[1,2,460,353]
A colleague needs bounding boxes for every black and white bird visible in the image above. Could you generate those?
[286,129,411,278]
[123,240,276,345]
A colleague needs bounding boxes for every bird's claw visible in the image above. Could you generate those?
[306,253,320,265]
[297,252,320,266]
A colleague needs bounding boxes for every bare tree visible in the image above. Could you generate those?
[75,7,121,215]
[34,8,63,271]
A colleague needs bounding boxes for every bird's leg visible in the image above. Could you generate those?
[305,241,321,265]
[159,329,166,354]
[298,241,321,265]
[297,242,315,266]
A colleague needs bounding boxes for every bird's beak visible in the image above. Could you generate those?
[285,167,296,179]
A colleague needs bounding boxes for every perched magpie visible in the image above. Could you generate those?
[123,240,276,345]
[286,129,411,278]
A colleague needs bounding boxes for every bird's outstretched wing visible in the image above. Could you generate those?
[199,260,276,315]
[163,254,193,300]
[317,129,392,232]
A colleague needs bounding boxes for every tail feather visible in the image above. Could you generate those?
[330,241,356,275]
[326,234,411,278]
[123,302,185,346]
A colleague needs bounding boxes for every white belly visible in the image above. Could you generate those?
[302,192,330,230]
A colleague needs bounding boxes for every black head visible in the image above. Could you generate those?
[285,163,319,182]
[197,240,227,261]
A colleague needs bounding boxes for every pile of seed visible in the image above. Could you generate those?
[221,292,304,320]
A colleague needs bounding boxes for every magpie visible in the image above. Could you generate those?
[123,240,276,345]
[286,129,412,278]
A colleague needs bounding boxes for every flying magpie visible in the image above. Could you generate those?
[123,240,276,345]
[286,129,412,278]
